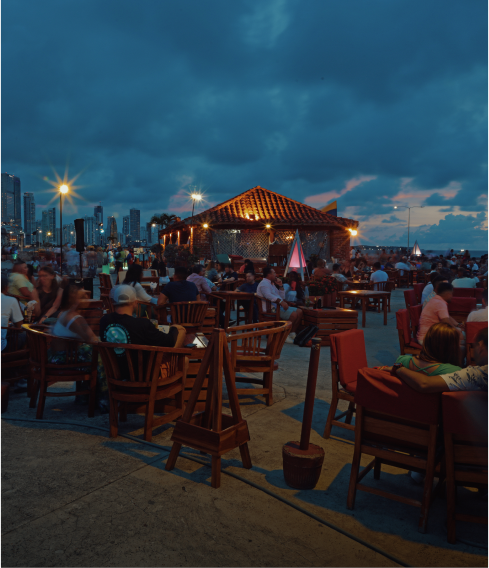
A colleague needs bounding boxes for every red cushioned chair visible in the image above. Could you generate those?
[409,304,423,341]
[396,309,422,355]
[413,283,425,305]
[475,287,484,303]
[442,392,488,544]
[347,368,442,533]
[323,329,367,439]
[448,297,477,324]
[404,289,417,311]
[452,288,476,298]
[465,322,488,365]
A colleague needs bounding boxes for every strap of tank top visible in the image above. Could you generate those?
[411,359,439,372]
[66,314,82,329]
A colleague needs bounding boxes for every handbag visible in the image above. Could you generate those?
[293,324,318,347]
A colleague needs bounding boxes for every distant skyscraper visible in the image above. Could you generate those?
[41,208,56,242]
[63,223,75,246]
[2,173,21,226]
[123,215,130,238]
[94,204,103,225]
[84,216,96,246]
[130,208,140,241]
[140,226,148,243]
[107,216,117,239]
[23,192,36,245]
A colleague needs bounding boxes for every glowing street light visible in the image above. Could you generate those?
[348,228,358,236]
[189,192,203,252]
[203,223,209,229]
[59,184,69,275]
[265,224,271,229]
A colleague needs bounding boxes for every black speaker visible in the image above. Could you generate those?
[74,218,85,252]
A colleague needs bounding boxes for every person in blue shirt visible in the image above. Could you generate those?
[238,272,259,323]
[158,267,199,304]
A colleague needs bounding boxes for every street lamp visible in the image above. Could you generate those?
[394,205,424,249]
[190,192,202,252]
[59,184,69,275]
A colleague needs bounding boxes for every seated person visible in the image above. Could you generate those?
[239,259,255,275]
[187,264,213,300]
[158,267,200,305]
[331,263,348,290]
[467,288,488,322]
[384,257,395,269]
[420,258,432,271]
[218,264,239,285]
[452,269,479,288]
[1,275,23,351]
[256,267,303,344]
[205,260,218,282]
[339,259,352,278]
[283,271,305,306]
[8,261,41,317]
[392,328,487,392]
[36,265,65,323]
[237,271,259,323]
[422,275,444,308]
[418,282,463,345]
[395,256,412,275]
[370,262,388,290]
[395,322,461,375]
[312,259,330,279]
[100,285,186,382]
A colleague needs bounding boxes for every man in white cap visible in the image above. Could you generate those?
[100,285,186,379]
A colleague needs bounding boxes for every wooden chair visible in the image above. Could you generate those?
[397,270,410,289]
[99,273,113,296]
[169,301,209,333]
[448,297,477,324]
[226,321,291,406]
[396,308,422,355]
[24,324,98,419]
[100,294,114,313]
[98,342,191,442]
[1,326,29,386]
[347,367,442,533]
[442,392,488,544]
[466,322,488,365]
[409,304,423,340]
[367,281,391,313]
[413,283,425,305]
[404,289,418,311]
[255,295,281,323]
[323,329,366,439]
[78,300,103,335]
[452,287,476,298]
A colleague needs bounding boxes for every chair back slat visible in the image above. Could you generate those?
[169,301,209,330]
[330,329,367,390]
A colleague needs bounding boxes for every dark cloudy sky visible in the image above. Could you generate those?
[2,0,487,249]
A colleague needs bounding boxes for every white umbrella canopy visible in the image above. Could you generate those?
[411,241,422,256]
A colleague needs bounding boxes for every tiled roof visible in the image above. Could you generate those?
[161,186,357,232]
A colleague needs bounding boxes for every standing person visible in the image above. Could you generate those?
[1,276,23,351]
[114,247,123,274]
[256,267,303,344]
[158,266,199,304]
[126,249,133,266]
[36,266,65,322]
[187,265,213,300]
[370,262,389,290]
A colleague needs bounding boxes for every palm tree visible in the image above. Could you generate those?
[149,213,178,228]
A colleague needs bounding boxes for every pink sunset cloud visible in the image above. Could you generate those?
[304,175,377,206]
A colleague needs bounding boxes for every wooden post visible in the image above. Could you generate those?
[300,337,321,450]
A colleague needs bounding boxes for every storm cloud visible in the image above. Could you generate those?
[2,0,487,247]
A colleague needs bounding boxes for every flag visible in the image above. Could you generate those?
[321,200,337,216]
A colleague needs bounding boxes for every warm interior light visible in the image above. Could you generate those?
[60,184,69,194]
[203,223,209,229]
[349,228,358,236]
[191,193,202,201]
[266,224,271,229]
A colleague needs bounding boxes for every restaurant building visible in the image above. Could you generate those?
[159,186,358,262]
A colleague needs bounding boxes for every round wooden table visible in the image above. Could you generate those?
[338,290,390,328]
[210,290,255,329]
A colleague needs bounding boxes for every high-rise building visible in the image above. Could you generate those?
[63,223,75,246]
[23,192,36,245]
[84,216,96,246]
[41,208,56,242]
[140,226,148,243]
[94,204,103,226]
[2,173,21,226]
[107,216,117,240]
[55,228,61,246]
[123,215,130,238]
[130,208,140,241]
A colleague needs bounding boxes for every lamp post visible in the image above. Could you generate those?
[394,205,424,249]
[38,230,42,248]
[190,192,202,252]
[59,184,69,275]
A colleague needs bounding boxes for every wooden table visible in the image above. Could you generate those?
[302,307,358,346]
[211,291,255,329]
[338,290,390,328]
[346,280,372,291]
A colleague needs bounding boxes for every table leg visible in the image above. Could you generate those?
[362,298,366,327]
[247,297,254,324]
[340,295,345,309]
[383,297,387,325]
[224,298,230,329]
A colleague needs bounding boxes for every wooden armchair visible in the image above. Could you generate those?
[169,301,209,333]
[255,295,282,323]
[227,321,291,406]
[78,300,104,335]
[1,326,29,386]
[98,342,191,442]
[23,324,98,419]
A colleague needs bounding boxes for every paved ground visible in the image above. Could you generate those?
[2,278,487,567]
